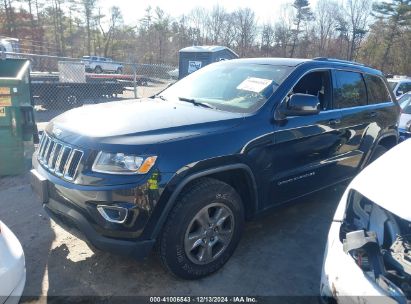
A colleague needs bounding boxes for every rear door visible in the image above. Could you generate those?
[331,70,369,175]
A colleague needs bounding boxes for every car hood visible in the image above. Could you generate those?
[46,99,244,145]
[348,139,411,221]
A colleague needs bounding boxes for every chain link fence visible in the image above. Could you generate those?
[4,52,178,123]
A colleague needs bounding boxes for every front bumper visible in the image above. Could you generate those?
[30,163,170,259]
[320,222,396,303]
[43,196,155,258]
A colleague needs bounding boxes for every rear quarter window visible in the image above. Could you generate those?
[334,70,367,109]
[363,74,392,104]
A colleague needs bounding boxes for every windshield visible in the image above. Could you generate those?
[160,62,293,113]
[388,81,398,90]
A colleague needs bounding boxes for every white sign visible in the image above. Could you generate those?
[188,61,202,74]
[237,77,272,93]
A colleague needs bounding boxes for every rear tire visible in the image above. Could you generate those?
[94,66,103,74]
[159,178,244,279]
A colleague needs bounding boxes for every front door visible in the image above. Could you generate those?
[265,70,346,206]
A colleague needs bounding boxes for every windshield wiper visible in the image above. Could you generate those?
[178,97,216,109]
[155,95,167,101]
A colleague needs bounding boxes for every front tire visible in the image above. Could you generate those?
[159,178,244,279]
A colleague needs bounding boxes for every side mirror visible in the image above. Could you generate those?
[278,93,320,117]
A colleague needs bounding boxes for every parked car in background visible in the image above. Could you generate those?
[387,76,411,98]
[321,139,411,303]
[82,56,123,74]
[0,221,26,304]
[31,57,398,279]
[167,68,179,80]
[0,37,21,59]
[397,93,411,141]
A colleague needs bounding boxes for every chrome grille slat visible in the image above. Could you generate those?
[47,143,57,168]
[44,141,55,167]
[54,145,67,175]
[65,150,83,180]
[39,136,49,160]
[62,148,74,178]
[41,139,52,164]
[36,134,83,182]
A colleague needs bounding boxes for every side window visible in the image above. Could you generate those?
[400,95,411,114]
[333,71,367,109]
[398,82,411,95]
[363,74,391,104]
[291,70,332,111]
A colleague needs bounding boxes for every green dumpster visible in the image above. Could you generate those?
[0,58,38,176]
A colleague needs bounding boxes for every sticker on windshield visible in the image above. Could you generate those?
[237,77,272,93]
[0,107,5,117]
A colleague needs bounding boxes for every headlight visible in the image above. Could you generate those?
[92,152,157,175]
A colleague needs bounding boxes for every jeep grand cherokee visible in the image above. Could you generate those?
[30,58,399,279]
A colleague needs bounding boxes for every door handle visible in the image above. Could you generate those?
[328,118,341,126]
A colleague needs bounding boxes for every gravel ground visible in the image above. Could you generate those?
[0,172,346,302]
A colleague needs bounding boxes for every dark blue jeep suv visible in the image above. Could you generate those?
[30,58,399,279]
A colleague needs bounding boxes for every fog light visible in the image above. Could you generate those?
[97,205,128,224]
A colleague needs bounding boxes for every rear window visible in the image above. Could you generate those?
[334,71,367,109]
[363,74,391,104]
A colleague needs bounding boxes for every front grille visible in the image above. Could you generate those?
[37,133,83,181]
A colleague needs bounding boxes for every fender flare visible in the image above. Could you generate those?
[360,130,398,169]
[150,163,258,239]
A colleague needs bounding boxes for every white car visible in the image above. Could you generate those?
[388,77,411,98]
[397,93,411,141]
[82,56,123,74]
[167,68,179,79]
[0,221,26,304]
[321,139,411,303]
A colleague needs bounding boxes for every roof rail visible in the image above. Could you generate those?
[313,57,366,67]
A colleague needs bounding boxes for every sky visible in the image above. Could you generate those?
[99,0,319,26]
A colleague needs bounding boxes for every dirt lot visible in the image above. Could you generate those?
[0,172,346,302]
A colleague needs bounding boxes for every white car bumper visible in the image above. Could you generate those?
[0,222,26,304]
[320,222,396,304]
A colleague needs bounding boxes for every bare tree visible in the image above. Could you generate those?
[81,0,97,55]
[344,0,372,60]
[208,5,227,44]
[232,7,257,57]
[97,6,123,57]
[261,23,275,56]
[314,0,339,56]
[188,7,208,44]
[290,0,314,57]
